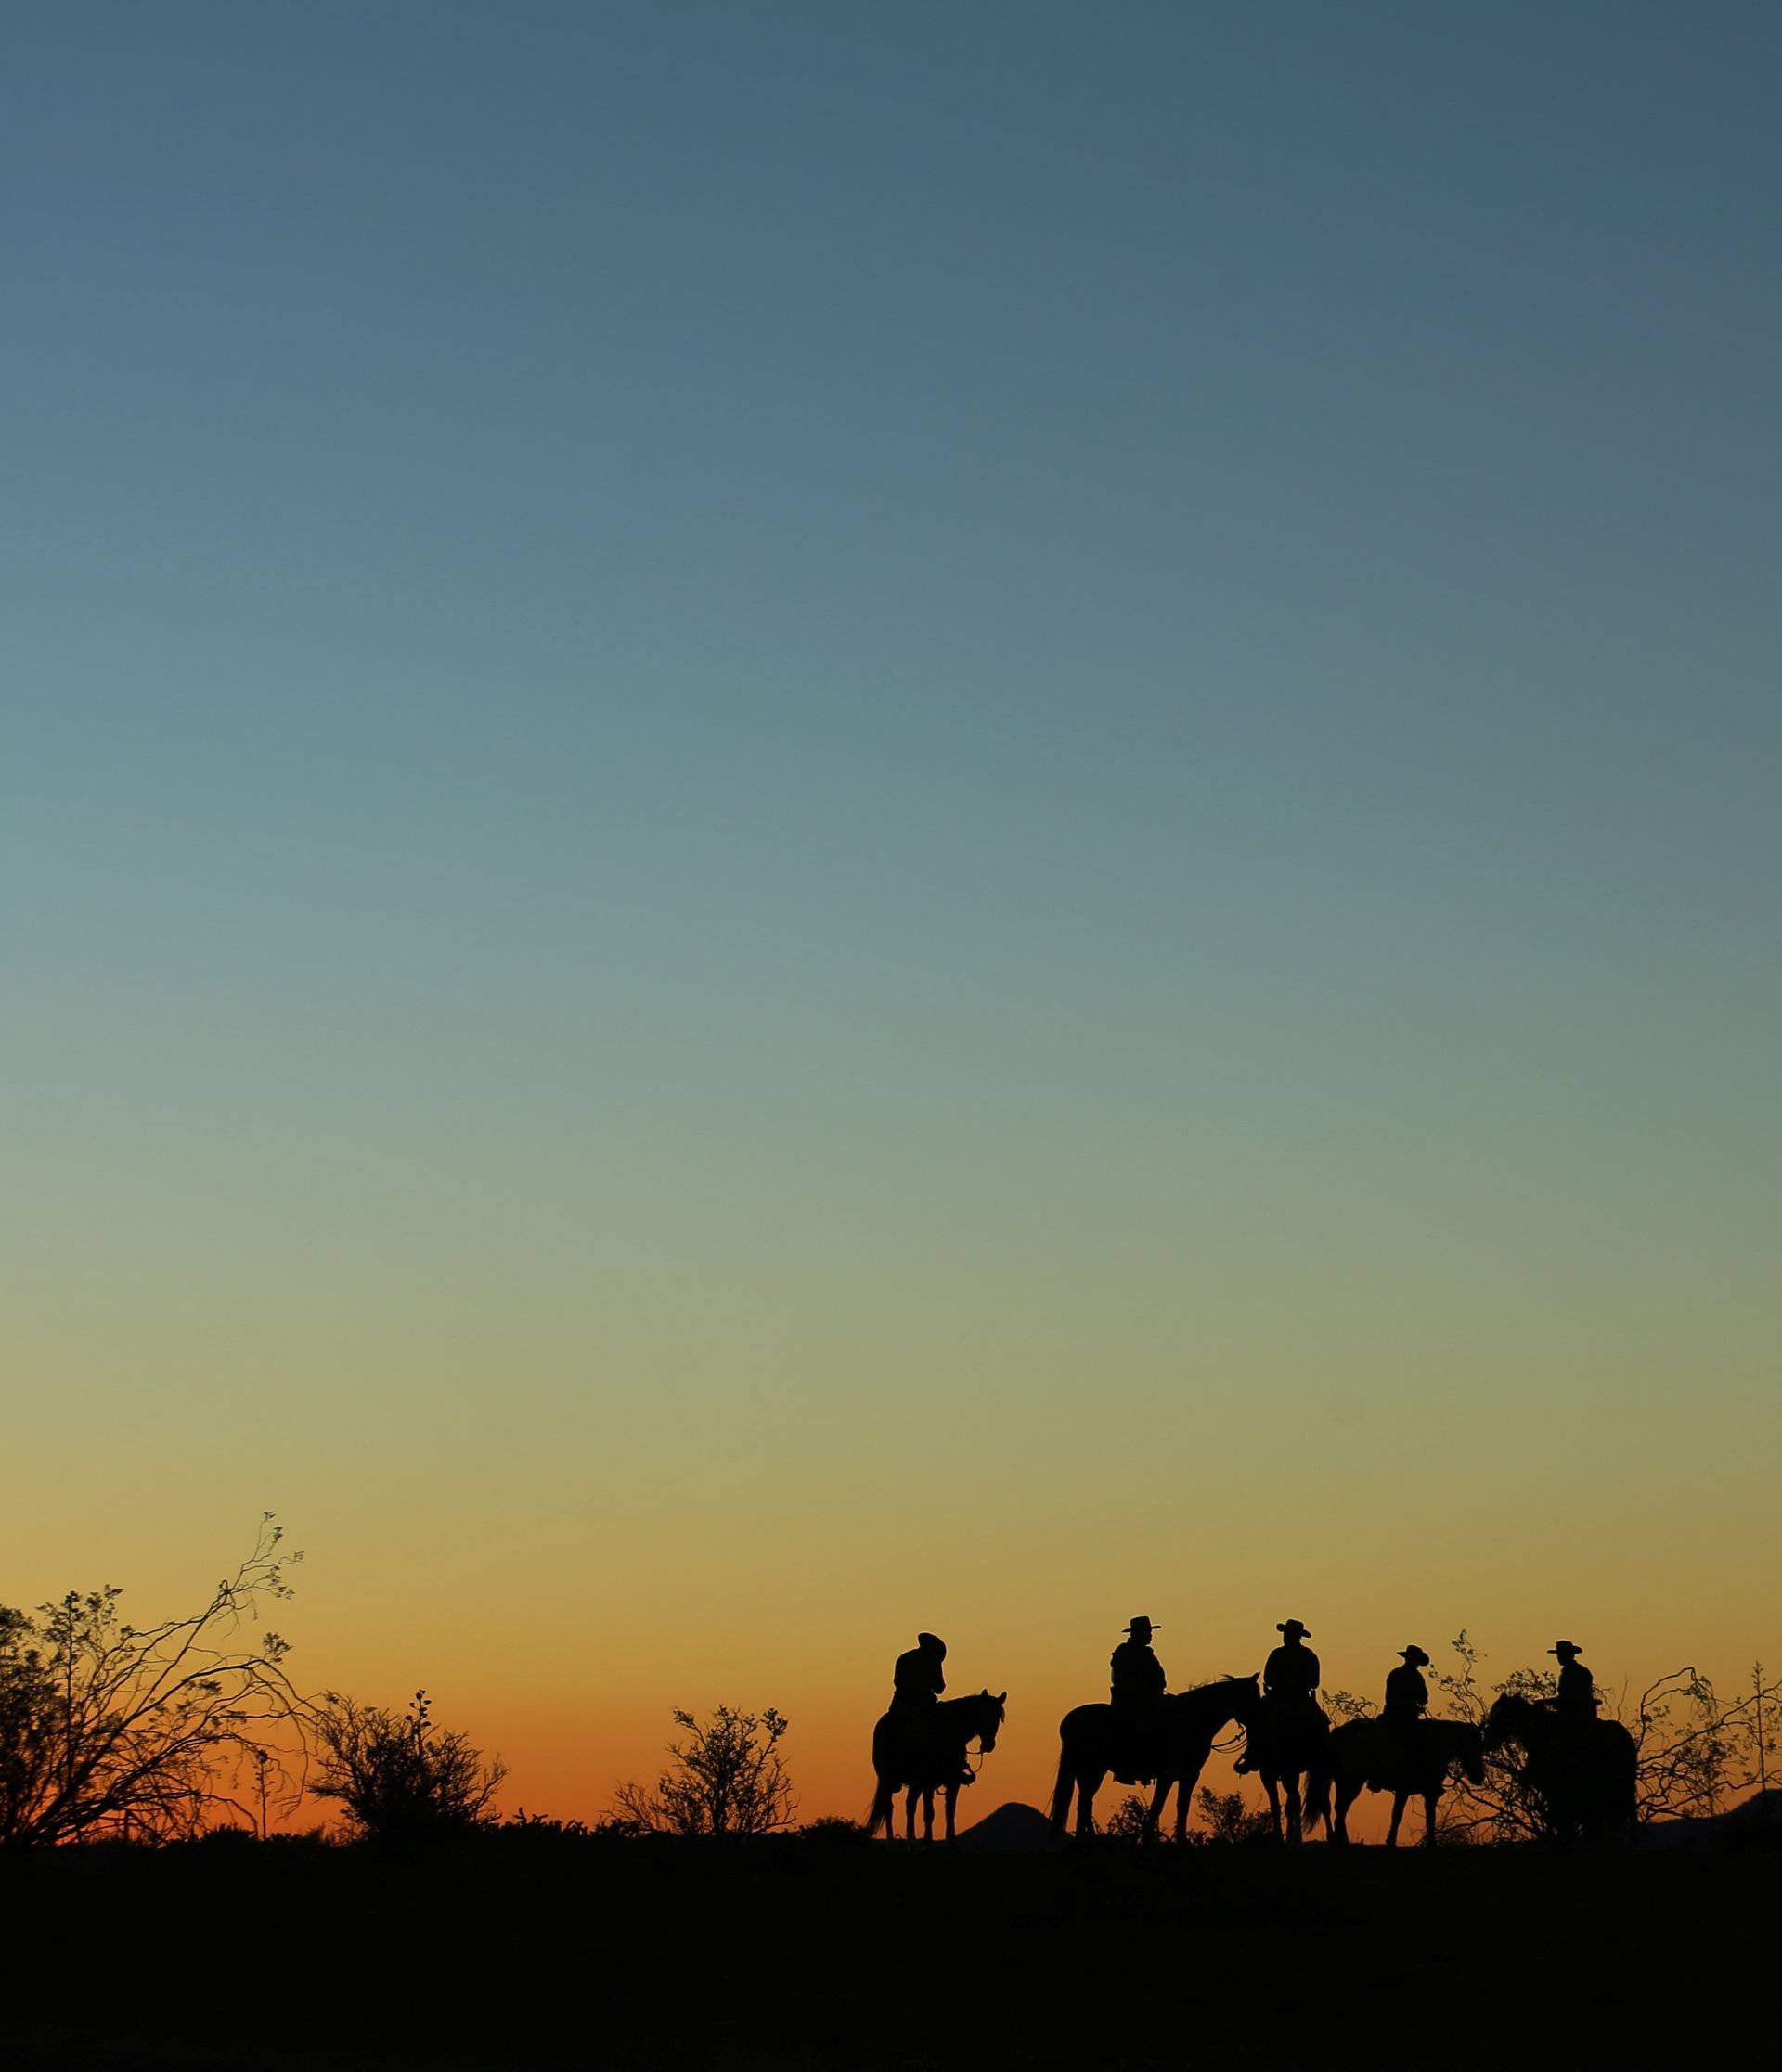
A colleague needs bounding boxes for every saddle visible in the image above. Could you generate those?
[1367,1715,1427,1791]
[1236,1693,1326,1773]
[1111,1707,1162,1786]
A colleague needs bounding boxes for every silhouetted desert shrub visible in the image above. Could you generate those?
[310,1687,504,1840]
[501,1808,590,1837]
[798,1814,872,1847]
[613,1704,795,1837]
[1101,1792,1168,1841]
[1186,1788,1273,1845]
[0,1516,302,1847]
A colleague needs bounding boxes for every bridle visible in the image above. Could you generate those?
[962,1697,1003,1777]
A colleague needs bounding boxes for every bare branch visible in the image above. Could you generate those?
[612,1705,795,1838]
[0,1517,306,1847]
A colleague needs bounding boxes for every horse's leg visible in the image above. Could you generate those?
[1143,1777,1169,1842]
[1422,1788,1439,1847]
[1285,1774,1303,1845]
[944,1782,958,1844]
[903,1785,917,1840]
[1078,1767,1104,1837]
[1386,1790,1405,1846]
[922,1787,935,1842]
[1261,1772,1284,1843]
[1334,1776,1356,1845]
[1174,1752,1208,1844]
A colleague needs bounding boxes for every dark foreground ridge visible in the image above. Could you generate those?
[2,1824,1775,2071]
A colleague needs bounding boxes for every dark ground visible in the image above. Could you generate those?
[2,1824,1774,2070]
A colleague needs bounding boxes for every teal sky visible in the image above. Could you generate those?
[4,3,1778,1809]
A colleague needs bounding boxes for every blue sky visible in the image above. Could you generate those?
[9,0,1776,1224]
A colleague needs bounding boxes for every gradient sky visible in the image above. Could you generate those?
[5,1,1778,1827]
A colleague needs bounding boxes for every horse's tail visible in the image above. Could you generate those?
[1305,1744,1333,1835]
[865,1774,896,1839]
[865,1715,897,1838]
[1048,1740,1075,1834]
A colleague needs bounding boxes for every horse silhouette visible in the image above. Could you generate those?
[1484,1693,1637,1841]
[1242,1702,1331,1842]
[1311,1718,1485,1846]
[1049,1676,1262,1840]
[867,1690,1006,1842]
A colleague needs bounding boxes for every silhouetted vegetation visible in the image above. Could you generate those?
[0,1517,300,1847]
[613,1703,795,1836]
[1628,1656,1779,1821]
[309,1686,505,1840]
[1100,1789,1158,1840]
[1103,1785,1272,1844]
[1192,1785,1276,1845]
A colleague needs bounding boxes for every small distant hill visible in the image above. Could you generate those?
[1641,1788,1782,1850]
[954,1801,1061,1854]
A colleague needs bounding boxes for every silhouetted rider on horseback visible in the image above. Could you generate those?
[892,1632,948,1712]
[1238,1617,1324,1771]
[1109,1615,1167,1785]
[1371,1643,1430,1788]
[1265,1617,1323,1719]
[889,1632,970,1786]
[1545,1641,1599,1734]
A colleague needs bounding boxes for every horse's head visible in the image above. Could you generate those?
[1224,1674,1265,1726]
[1452,1721,1487,1786]
[1482,1693,1523,1751]
[971,1690,1007,1753]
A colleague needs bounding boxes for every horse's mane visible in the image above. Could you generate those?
[1172,1674,1256,1696]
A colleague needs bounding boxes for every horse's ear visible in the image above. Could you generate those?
[997,1691,1007,1705]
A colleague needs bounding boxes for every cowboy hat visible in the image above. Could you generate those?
[1124,1616,1158,1633]
[1399,1645,1430,1666]
[1277,1619,1311,1638]
[1548,1641,1582,1657]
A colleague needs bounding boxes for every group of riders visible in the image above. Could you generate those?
[886,1618,1602,1790]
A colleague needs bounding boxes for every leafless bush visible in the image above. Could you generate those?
[0,1516,303,1847]
[613,1705,795,1837]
